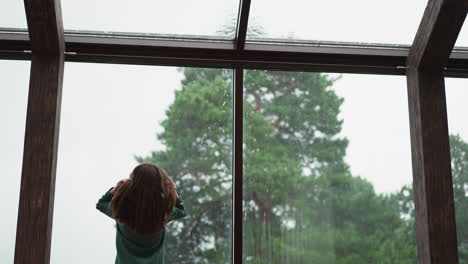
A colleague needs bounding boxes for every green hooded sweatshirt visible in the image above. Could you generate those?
[96,188,186,264]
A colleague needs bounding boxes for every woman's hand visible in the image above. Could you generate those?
[165,176,179,198]
[111,178,130,194]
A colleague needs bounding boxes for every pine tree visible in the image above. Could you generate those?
[137,68,413,263]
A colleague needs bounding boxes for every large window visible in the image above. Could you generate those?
[51,64,233,263]
[0,1,27,28]
[48,66,419,263]
[247,0,426,44]
[5,0,468,262]
[445,78,468,263]
[243,71,416,262]
[0,60,30,263]
[455,21,468,47]
[60,0,239,37]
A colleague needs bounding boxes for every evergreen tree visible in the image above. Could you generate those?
[137,68,414,263]
[397,134,468,263]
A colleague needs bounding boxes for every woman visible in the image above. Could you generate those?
[96,162,186,264]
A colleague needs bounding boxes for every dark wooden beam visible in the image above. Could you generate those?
[15,55,64,264]
[232,67,243,264]
[3,30,468,76]
[407,68,458,264]
[406,0,467,263]
[63,37,408,75]
[15,0,64,264]
[235,0,251,51]
[407,0,467,69]
[23,0,64,55]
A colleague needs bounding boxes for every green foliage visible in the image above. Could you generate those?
[137,74,233,264]
[137,68,468,263]
[451,135,468,262]
[397,134,468,263]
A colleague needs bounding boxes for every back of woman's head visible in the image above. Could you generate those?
[111,163,177,235]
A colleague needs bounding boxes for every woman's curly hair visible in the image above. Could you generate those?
[111,163,177,235]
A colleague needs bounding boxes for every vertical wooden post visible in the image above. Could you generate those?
[15,55,64,264]
[406,0,467,263]
[407,68,458,263]
[15,0,64,263]
[232,67,244,264]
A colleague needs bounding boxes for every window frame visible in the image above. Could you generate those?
[5,0,466,263]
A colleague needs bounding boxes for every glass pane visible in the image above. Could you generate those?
[445,78,468,263]
[0,60,30,262]
[455,21,468,47]
[243,71,416,262]
[0,1,27,28]
[51,64,233,263]
[247,0,427,44]
[61,0,239,37]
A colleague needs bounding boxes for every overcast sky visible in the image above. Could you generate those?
[3,0,468,45]
[2,0,468,263]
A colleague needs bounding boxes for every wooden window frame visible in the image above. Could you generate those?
[6,0,467,263]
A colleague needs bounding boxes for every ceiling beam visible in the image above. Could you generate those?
[407,0,468,69]
[235,0,251,51]
[3,30,468,76]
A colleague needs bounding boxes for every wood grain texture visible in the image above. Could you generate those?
[407,1,466,263]
[14,54,64,264]
[407,68,459,264]
[15,0,65,263]
[407,0,467,69]
[23,0,64,55]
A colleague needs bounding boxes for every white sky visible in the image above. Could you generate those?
[2,0,468,263]
[3,0,468,45]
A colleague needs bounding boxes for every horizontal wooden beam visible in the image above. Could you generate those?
[3,30,468,76]
[407,0,468,69]
[0,30,408,74]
